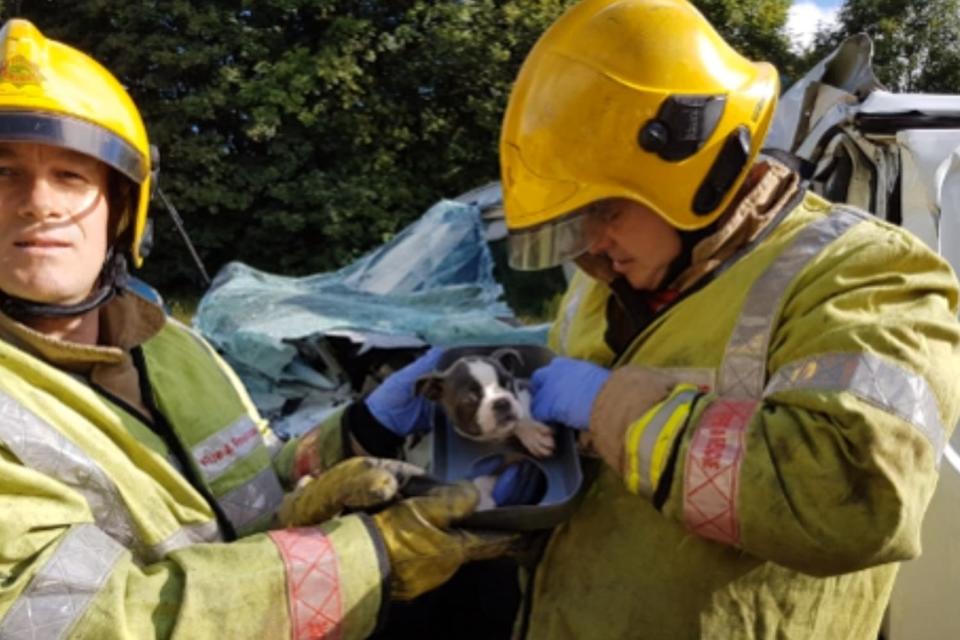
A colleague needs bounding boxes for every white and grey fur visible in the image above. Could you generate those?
[415,349,555,458]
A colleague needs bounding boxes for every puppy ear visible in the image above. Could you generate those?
[414,373,446,401]
[490,348,524,375]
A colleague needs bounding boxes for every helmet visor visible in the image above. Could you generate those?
[0,111,147,183]
[508,201,618,271]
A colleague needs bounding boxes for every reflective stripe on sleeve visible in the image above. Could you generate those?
[218,465,285,535]
[0,392,221,562]
[686,208,867,544]
[624,385,699,498]
[766,352,946,461]
[719,207,867,398]
[0,524,125,640]
[0,391,143,554]
[682,398,758,546]
[268,527,344,640]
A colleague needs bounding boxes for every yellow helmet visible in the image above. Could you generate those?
[500,0,779,270]
[0,19,152,266]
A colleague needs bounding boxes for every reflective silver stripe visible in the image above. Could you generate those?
[191,415,263,482]
[217,465,284,535]
[558,278,588,355]
[719,207,867,398]
[0,524,125,640]
[630,388,699,497]
[150,521,223,558]
[0,392,223,562]
[766,352,946,460]
[0,391,143,556]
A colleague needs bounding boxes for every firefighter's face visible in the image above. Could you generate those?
[583,198,682,290]
[0,142,111,305]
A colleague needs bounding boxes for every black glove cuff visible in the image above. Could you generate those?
[344,400,405,458]
[357,512,392,633]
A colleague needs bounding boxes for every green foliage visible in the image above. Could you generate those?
[14,0,577,291]
[693,0,798,76]
[810,0,960,93]
[11,0,797,300]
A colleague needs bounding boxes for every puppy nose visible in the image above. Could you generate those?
[492,398,512,413]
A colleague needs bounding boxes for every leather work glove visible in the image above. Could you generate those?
[277,457,425,527]
[370,481,519,601]
[585,366,698,478]
[365,347,445,436]
[529,356,611,430]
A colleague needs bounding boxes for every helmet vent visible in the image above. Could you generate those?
[692,126,751,215]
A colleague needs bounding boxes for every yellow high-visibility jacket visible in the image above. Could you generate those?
[0,303,383,639]
[520,191,960,639]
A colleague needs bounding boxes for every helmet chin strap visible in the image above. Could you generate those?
[0,249,130,321]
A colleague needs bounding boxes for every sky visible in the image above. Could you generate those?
[786,0,842,52]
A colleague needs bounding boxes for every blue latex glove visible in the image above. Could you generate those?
[492,460,546,507]
[366,347,444,436]
[471,455,546,507]
[529,356,610,431]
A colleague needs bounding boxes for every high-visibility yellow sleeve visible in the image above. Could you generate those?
[661,221,960,576]
[274,406,350,488]
[0,452,385,640]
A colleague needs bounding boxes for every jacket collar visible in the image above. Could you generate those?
[0,291,166,373]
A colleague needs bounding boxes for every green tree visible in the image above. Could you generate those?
[9,0,797,295]
[12,0,578,291]
[694,0,798,76]
[810,0,960,92]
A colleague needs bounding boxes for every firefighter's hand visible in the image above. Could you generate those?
[365,347,445,436]
[530,357,611,430]
[277,457,424,527]
[370,481,519,600]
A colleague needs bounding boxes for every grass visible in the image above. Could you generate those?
[166,294,200,325]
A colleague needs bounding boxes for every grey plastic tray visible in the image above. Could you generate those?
[429,345,583,530]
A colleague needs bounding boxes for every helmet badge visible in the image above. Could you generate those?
[0,54,43,87]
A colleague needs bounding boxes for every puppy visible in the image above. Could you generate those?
[415,349,555,458]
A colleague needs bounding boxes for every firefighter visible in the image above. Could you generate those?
[0,19,511,639]
[495,0,960,637]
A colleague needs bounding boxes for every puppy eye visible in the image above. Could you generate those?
[460,392,481,405]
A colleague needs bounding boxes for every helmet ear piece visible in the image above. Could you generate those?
[138,217,154,260]
[149,144,160,198]
[693,126,752,215]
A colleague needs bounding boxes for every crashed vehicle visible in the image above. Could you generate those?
[194,33,960,639]
[194,187,566,439]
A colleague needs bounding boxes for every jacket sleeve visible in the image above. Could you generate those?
[610,222,960,576]
[274,403,406,489]
[0,451,388,640]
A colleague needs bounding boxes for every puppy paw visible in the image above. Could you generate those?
[471,475,498,511]
[515,419,555,458]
